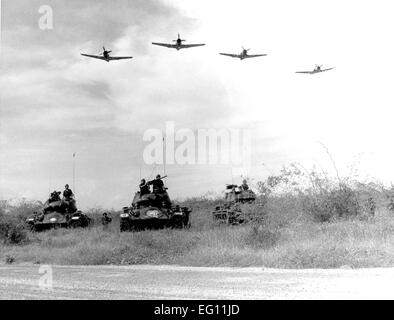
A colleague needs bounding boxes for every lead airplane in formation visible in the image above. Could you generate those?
[296,64,334,74]
[152,33,205,50]
[81,47,133,62]
[220,47,267,60]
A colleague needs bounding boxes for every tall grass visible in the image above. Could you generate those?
[1,163,394,268]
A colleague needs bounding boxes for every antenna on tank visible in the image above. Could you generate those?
[163,135,166,186]
[73,153,76,195]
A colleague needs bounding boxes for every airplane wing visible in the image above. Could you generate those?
[219,53,241,58]
[320,67,334,72]
[179,44,205,48]
[108,56,133,60]
[152,42,178,48]
[295,71,313,74]
[244,54,267,58]
[81,53,106,60]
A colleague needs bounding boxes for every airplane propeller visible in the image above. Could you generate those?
[173,34,186,42]
[242,47,251,52]
[101,46,112,55]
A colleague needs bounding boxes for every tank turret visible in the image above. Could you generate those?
[212,183,256,225]
[120,176,191,232]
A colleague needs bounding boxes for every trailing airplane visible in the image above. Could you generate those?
[81,47,133,62]
[219,47,267,60]
[296,64,334,74]
[152,34,205,50]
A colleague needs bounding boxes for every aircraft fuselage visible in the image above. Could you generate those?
[239,50,248,60]
[175,39,183,50]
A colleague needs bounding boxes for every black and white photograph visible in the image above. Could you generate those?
[1,0,394,308]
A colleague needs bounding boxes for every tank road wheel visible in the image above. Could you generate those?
[70,220,82,229]
[79,216,90,228]
[176,219,184,229]
[170,216,183,229]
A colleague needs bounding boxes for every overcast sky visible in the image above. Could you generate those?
[1,0,394,209]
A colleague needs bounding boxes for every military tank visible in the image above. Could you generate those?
[25,191,91,231]
[212,184,256,225]
[120,178,192,232]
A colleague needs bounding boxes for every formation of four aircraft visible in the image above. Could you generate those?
[80,33,334,74]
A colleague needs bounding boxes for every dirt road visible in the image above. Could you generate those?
[1,264,394,299]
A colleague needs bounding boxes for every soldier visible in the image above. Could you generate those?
[63,184,74,199]
[62,184,76,213]
[139,179,150,196]
[149,174,165,194]
[241,179,249,191]
[102,212,112,228]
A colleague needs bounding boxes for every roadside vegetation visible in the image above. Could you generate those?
[2,163,394,268]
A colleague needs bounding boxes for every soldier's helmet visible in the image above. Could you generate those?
[141,179,146,184]
[242,179,247,184]
[156,174,161,179]
[65,184,69,189]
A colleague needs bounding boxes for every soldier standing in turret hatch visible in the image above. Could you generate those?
[241,179,249,191]
[139,179,150,196]
[149,174,165,194]
[62,184,75,213]
[63,184,74,199]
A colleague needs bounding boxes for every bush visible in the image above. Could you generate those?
[301,184,362,222]
[0,219,29,244]
[255,163,379,223]
[4,199,43,221]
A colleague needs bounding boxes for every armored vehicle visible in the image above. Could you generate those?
[212,184,256,225]
[120,179,191,232]
[25,191,91,231]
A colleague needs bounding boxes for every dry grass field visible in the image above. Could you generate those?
[2,164,394,268]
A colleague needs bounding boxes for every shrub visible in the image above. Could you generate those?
[256,163,379,223]
[0,217,29,245]
[301,184,362,222]
[5,199,43,221]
